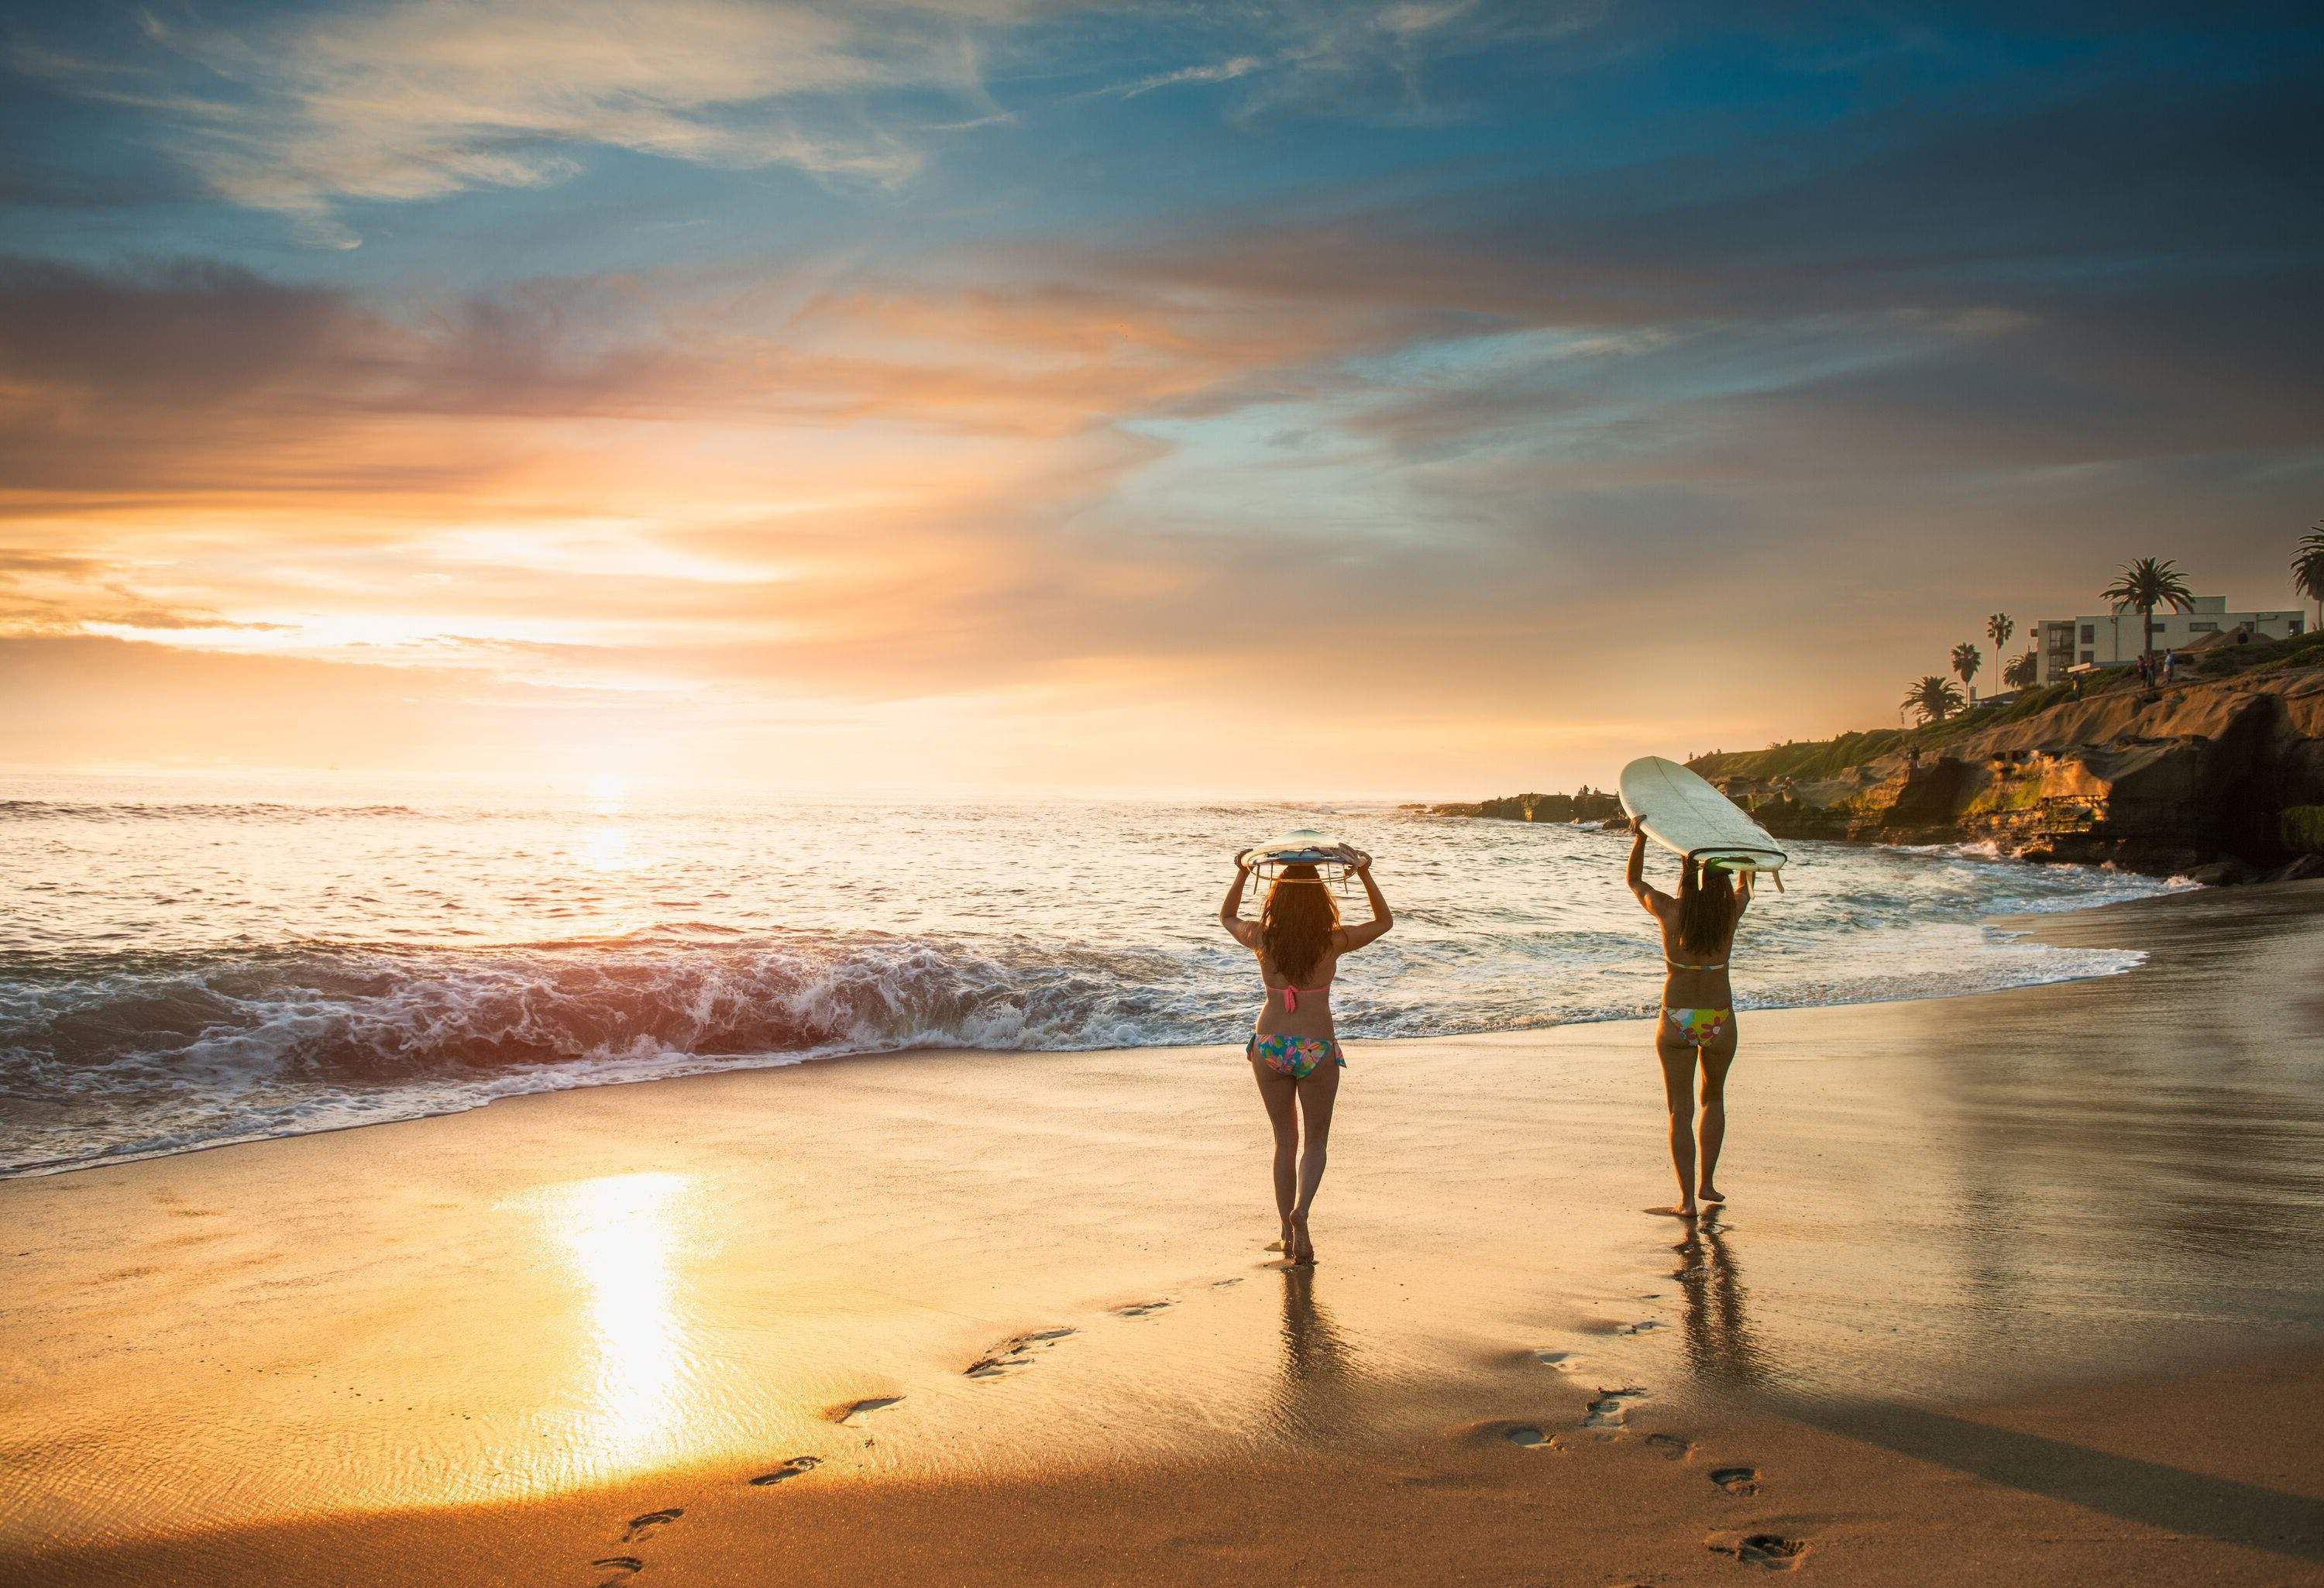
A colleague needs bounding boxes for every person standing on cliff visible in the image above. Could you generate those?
[2163,648,2177,686]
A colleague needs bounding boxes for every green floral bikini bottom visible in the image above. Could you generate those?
[1247,1033,1345,1079]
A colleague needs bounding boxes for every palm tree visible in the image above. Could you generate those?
[2099,557,2195,665]
[1986,612,2013,656]
[1902,675,1965,725]
[2295,524,2324,630]
[1951,641,1981,703]
[2003,651,2038,690]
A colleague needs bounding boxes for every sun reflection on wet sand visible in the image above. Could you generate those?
[539,1172,692,1471]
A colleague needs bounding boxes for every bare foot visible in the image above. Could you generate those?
[1288,1213,1315,1265]
[1699,1184,1726,1205]
[1646,1204,1699,1220]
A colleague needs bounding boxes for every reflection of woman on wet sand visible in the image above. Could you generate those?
[1673,1215,1772,1389]
[1260,1267,1362,1445]
[1627,818,1752,1219]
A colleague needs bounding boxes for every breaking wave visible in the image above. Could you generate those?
[0,788,2192,1177]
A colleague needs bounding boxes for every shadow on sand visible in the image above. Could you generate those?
[1786,1396,2324,1563]
[1673,1214,2323,1561]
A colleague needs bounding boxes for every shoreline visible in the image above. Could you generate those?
[6,880,2322,1584]
[4,842,2186,1184]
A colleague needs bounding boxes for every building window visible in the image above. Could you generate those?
[2188,621,2218,632]
[2080,624,2095,643]
[2294,619,2306,635]
[2080,650,2094,664]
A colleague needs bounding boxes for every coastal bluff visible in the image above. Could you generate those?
[1431,667,2324,884]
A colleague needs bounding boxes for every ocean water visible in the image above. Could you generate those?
[0,773,2186,1177]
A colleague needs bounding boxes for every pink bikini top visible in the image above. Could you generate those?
[1273,983,1330,1012]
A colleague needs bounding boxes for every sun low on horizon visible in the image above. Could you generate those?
[2,1,2319,799]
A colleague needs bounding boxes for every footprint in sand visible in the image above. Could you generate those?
[1212,1277,1244,1287]
[748,1456,823,1486]
[1113,1300,1173,1319]
[967,1328,1077,1377]
[621,1510,681,1544]
[1614,1318,1666,1336]
[590,1557,645,1583]
[1535,1349,1582,1372]
[1645,1432,1693,1461]
[1708,1531,1808,1570]
[1502,1425,1559,1449]
[832,1397,903,1426]
[1710,1466,1760,1496]
[1583,1386,1650,1431]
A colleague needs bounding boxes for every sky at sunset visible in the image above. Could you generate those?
[3,1,2319,796]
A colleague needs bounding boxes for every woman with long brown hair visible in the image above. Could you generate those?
[1219,851,1393,1265]
[1626,818,1753,1219]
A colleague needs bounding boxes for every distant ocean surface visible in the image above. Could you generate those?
[0,773,2188,1177]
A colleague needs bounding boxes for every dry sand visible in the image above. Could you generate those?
[5,881,2322,1585]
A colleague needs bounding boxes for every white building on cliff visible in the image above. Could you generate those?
[2033,596,2304,684]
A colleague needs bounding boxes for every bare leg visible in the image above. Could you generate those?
[1653,1034,1699,1218]
[1697,1031,1736,1204]
[1252,1059,1300,1250]
[1288,1060,1340,1263]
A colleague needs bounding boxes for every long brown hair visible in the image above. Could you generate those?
[1676,861,1736,957]
[1261,862,1341,985]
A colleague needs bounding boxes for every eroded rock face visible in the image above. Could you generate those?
[1431,672,2324,879]
[1714,674,2324,875]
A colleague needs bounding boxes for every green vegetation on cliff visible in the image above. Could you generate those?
[1697,627,2324,785]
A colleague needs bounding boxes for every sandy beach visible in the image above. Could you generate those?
[5,880,2323,1586]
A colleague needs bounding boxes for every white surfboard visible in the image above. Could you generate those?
[1618,757,1788,875]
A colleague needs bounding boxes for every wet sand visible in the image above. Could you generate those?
[5,881,2322,1585]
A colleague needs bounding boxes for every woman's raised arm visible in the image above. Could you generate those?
[1627,820,1671,915]
[1219,854,1260,948]
[1335,854,1394,952]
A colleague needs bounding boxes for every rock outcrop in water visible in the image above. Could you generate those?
[1434,666,2324,885]
[1422,789,1624,824]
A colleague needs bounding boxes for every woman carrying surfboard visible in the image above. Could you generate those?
[1626,819,1752,1219]
[1618,757,1784,1219]
[1219,842,1394,1265]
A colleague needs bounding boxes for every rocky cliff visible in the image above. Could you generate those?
[1430,665,2324,885]
[1695,670,2324,883]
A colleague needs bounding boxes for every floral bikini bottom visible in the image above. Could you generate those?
[1248,1033,1346,1079]
[1664,1007,1733,1047]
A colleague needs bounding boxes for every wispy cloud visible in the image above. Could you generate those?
[1093,55,1267,98]
[19,0,1016,246]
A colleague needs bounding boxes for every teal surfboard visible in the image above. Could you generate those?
[1242,829,1363,879]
